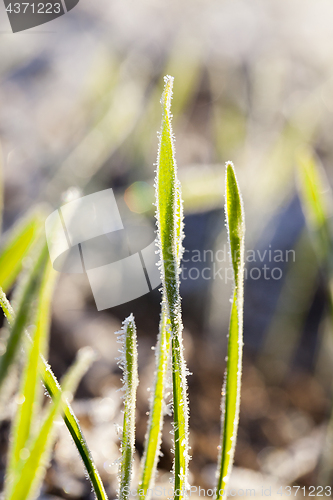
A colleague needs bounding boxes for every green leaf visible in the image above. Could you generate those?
[0,241,48,391]
[138,74,185,495]
[216,162,245,500]
[296,153,333,487]
[139,305,171,500]
[0,289,109,500]
[297,150,332,266]
[116,314,139,500]
[155,76,189,500]
[6,257,58,487]
[0,209,45,293]
[41,357,110,500]
[6,346,96,500]
[0,142,4,234]
[0,288,14,323]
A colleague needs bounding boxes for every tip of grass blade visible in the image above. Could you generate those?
[161,75,174,116]
[296,149,331,228]
[225,162,245,287]
[296,149,333,266]
[216,162,245,500]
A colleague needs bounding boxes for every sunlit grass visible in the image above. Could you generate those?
[0,76,245,500]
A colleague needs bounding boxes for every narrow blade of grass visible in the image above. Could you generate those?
[0,241,48,391]
[216,162,245,500]
[155,75,189,500]
[6,346,96,500]
[0,144,3,235]
[138,74,183,495]
[6,257,58,487]
[0,289,109,500]
[296,150,333,485]
[296,150,332,267]
[42,357,110,500]
[0,209,45,293]
[0,288,14,322]
[116,314,138,500]
[138,306,171,500]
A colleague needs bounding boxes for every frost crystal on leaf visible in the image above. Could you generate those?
[115,314,138,500]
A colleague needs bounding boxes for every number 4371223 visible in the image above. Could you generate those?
[5,3,61,14]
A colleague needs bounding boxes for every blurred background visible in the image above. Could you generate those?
[1,0,333,498]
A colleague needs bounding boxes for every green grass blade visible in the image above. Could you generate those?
[0,209,45,293]
[116,314,139,500]
[6,258,58,486]
[296,150,332,266]
[0,289,109,500]
[297,151,333,485]
[7,346,96,500]
[216,162,245,500]
[0,288,14,323]
[155,76,189,500]
[0,143,3,234]
[138,306,171,500]
[0,242,48,391]
[138,76,183,495]
[41,358,110,500]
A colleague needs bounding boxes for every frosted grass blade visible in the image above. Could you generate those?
[6,258,58,487]
[216,162,245,500]
[139,75,183,495]
[116,314,138,500]
[0,288,14,321]
[155,76,189,500]
[0,209,45,293]
[6,347,96,500]
[0,289,109,500]
[138,306,171,500]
